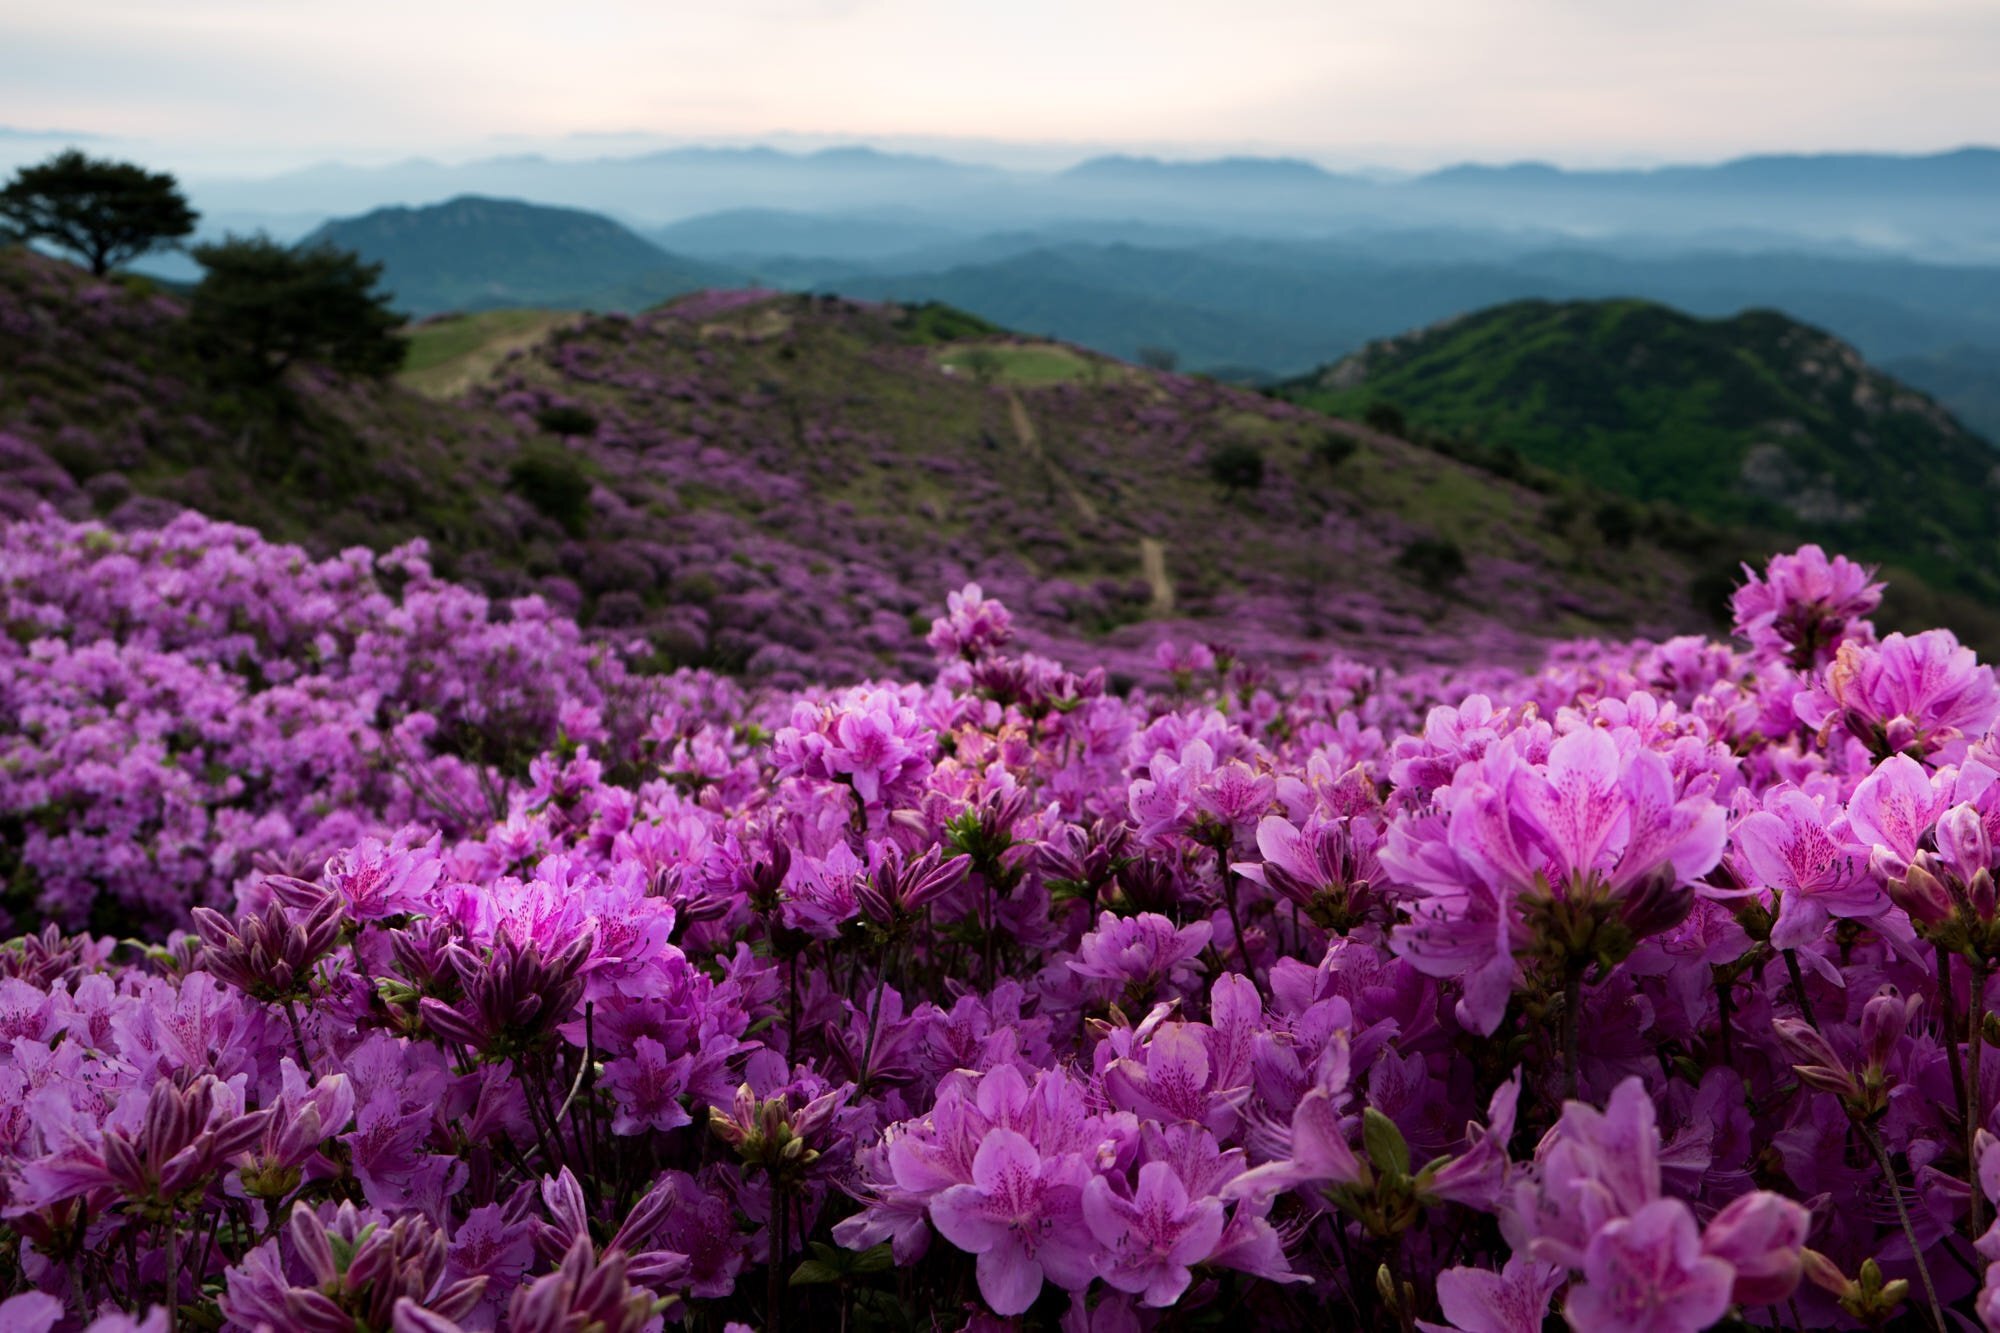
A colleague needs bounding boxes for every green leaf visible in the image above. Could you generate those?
[789,1259,843,1287]
[1412,1153,1453,1192]
[850,1242,895,1274]
[1362,1107,1410,1177]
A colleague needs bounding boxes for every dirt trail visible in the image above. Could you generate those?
[1007,391,1101,524]
[1139,537,1174,614]
[404,316,581,399]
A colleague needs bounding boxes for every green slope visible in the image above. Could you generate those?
[0,248,1790,676]
[1280,298,2000,602]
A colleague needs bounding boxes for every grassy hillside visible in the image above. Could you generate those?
[1281,298,2000,606]
[0,247,1735,682]
[304,195,743,316]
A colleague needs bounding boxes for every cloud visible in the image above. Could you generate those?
[0,0,1995,171]
[0,126,100,140]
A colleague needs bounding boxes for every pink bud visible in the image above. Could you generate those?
[1938,803,1992,882]
[1888,858,1954,926]
[1859,986,1918,1071]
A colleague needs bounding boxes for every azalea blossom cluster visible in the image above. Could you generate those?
[6,523,2000,1331]
[0,510,668,932]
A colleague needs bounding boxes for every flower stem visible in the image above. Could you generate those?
[1214,842,1264,1000]
[1938,945,1968,1124]
[282,997,312,1072]
[768,1179,788,1333]
[164,1221,178,1332]
[1563,969,1583,1101]
[1782,949,1818,1028]
[1856,1119,1946,1333]
[1970,959,1989,1238]
[858,944,897,1091]
[1714,968,1735,1067]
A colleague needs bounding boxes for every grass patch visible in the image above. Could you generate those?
[939,343,1099,387]
[399,309,579,397]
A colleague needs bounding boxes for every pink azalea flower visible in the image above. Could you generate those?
[1082,1160,1226,1307]
[1222,1088,1364,1201]
[1102,1023,1248,1138]
[929,1128,1099,1315]
[1387,730,1724,1034]
[1730,544,1882,670]
[1422,1252,1566,1333]
[1798,630,2000,763]
[601,1035,694,1135]
[927,583,1015,661]
[1698,1190,1810,1307]
[1731,787,1878,948]
[1564,1199,1734,1333]
[1846,754,1947,872]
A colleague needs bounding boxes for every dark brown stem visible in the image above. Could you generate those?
[1214,841,1264,1000]
[164,1220,178,1332]
[1782,949,1818,1028]
[1563,969,1583,1101]
[1939,945,1968,1125]
[1971,960,1990,1238]
[281,998,313,1072]
[1714,968,1735,1067]
[1856,1119,1947,1333]
[768,1179,788,1333]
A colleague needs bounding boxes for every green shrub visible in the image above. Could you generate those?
[1315,433,1359,468]
[1397,536,1468,594]
[1207,442,1265,496]
[535,404,599,438]
[508,446,592,536]
[1363,401,1407,438]
[898,302,1001,345]
[1593,498,1641,548]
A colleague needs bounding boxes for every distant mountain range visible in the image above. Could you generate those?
[1280,298,2000,605]
[291,192,2000,442]
[183,144,2000,262]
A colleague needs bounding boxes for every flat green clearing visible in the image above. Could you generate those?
[399,309,579,397]
[938,342,1102,386]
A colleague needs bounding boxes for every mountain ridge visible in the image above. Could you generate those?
[0,246,1726,680]
[1279,297,2000,605]
[303,195,742,316]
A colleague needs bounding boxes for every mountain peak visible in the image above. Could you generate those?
[304,196,738,316]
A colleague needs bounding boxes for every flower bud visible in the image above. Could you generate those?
[1859,986,1918,1073]
[1800,1247,1849,1297]
[1887,857,1953,927]
[1938,803,1992,882]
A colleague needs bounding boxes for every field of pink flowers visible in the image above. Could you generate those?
[2,506,1996,1331]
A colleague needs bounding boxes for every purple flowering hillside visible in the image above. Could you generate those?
[10,505,2000,1331]
[0,245,1718,688]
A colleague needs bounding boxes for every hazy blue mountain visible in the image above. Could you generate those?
[180,143,2000,260]
[1059,154,1363,186]
[835,249,1331,370]
[650,210,971,263]
[192,146,1013,227]
[1886,345,2000,443]
[304,195,742,316]
[1416,147,2000,194]
[278,183,2000,432]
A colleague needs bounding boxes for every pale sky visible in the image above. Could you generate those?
[2,0,1996,176]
